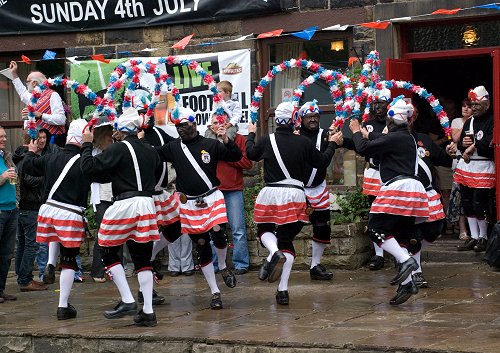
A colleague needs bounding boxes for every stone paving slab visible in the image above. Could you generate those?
[0,263,499,353]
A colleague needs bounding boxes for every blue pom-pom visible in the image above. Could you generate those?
[388,110,394,116]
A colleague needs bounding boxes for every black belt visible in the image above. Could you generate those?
[113,191,152,202]
[46,201,83,217]
[384,175,420,186]
[266,183,304,191]
[185,187,218,200]
[152,190,164,196]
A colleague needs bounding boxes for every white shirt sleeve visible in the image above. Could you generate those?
[225,100,242,126]
[12,77,31,105]
[42,91,66,126]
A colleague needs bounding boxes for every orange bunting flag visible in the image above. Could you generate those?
[257,29,283,39]
[359,21,390,30]
[171,34,194,50]
[431,8,461,15]
[91,55,110,64]
[21,55,32,64]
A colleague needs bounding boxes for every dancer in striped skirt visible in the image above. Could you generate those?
[156,106,242,310]
[454,86,494,253]
[349,96,429,305]
[297,100,338,281]
[343,89,391,271]
[24,119,92,320]
[81,108,162,327]
[246,102,341,305]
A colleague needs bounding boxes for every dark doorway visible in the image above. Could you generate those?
[411,55,492,136]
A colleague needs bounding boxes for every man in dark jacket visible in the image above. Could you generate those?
[13,129,49,291]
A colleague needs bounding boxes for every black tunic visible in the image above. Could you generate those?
[343,117,386,166]
[413,132,452,189]
[142,127,176,189]
[246,126,337,184]
[24,144,91,207]
[300,127,331,187]
[457,112,494,159]
[156,133,242,196]
[80,135,162,196]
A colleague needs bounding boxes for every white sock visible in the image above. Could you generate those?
[58,268,75,308]
[278,252,294,291]
[311,241,326,268]
[261,232,279,261]
[380,238,410,263]
[477,219,488,239]
[374,242,384,257]
[215,246,228,270]
[109,265,135,303]
[137,271,154,314]
[467,217,480,239]
[412,251,422,274]
[48,242,60,266]
[151,233,168,261]
[201,262,220,294]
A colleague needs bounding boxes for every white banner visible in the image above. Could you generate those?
[70,48,251,137]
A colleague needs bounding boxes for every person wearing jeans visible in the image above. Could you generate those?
[0,126,19,302]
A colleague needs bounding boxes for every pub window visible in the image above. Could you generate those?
[265,37,358,186]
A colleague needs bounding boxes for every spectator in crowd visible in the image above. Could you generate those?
[218,81,242,128]
[13,128,48,291]
[0,126,18,303]
[9,61,67,146]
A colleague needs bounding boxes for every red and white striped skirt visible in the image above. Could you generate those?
[153,190,180,226]
[454,159,495,189]
[305,180,330,211]
[98,196,159,247]
[254,179,309,225]
[362,167,381,196]
[36,200,85,248]
[370,178,429,222]
[178,189,228,234]
[427,189,445,222]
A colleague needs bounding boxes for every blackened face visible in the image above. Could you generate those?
[176,122,197,140]
[371,100,389,121]
[302,113,320,132]
[471,100,489,117]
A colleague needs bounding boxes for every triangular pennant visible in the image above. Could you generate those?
[117,51,132,56]
[390,17,412,22]
[228,34,254,42]
[141,48,158,52]
[257,29,283,39]
[291,26,318,40]
[91,54,110,64]
[475,3,500,10]
[431,8,461,15]
[21,55,32,64]
[359,21,390,30]
[171,34,194,50]
[322,24,348,31]
[67,56,81,65]
[42,50,57,60]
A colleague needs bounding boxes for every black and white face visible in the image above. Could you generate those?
[471,100,490,117]
[302,113,320,132]
[175,122,197,141]
[372,100,389,121]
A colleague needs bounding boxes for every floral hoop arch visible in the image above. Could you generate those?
[26,78,110,139]
[250,59,353,124]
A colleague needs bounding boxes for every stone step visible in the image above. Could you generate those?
[421,237,486,264]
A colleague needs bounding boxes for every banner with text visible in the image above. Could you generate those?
[69,48,252,136]
[0,0,284,35]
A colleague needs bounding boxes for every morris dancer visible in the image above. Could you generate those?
[24,119,91,320]
[349,97,429,305]
[247,102,341,305]
[156,107,242,309]
[454,86,494,252]
[297,100,335,281]
[81,108,162,327]
[343,89,391,270]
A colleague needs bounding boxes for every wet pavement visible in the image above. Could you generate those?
[1,262,500,353]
